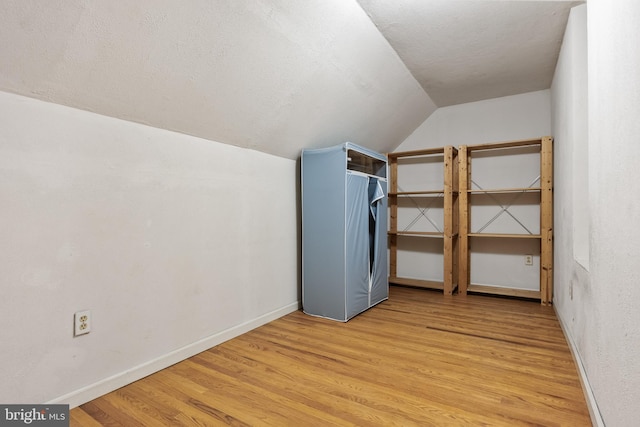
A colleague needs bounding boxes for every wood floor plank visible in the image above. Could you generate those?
[189,352,361,427]
[200,344,493,426]
[243,324,583,425]
[143,371,250,426]
[250,321,584,413]
[70,286,591,426]
[68,408,103,427]
[219,333,514,426]
[269,312,582,391]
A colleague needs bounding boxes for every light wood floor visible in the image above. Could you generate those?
[70,286,591,426]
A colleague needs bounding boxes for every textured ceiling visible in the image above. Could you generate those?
[0,1,581,158]
[0,1,435,159]
[357,0,583,106]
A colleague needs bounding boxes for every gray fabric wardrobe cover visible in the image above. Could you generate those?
[301,142,388,321]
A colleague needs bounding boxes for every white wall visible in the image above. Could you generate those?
[394,91,550,288]
[550,3,596,421]
[0,91,299,406]
[397,90,551,152]
[552,1,640,425]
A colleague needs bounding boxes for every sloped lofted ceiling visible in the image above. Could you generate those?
[0,1,580,159]
[0,0,434,160]
[357,0,583,107]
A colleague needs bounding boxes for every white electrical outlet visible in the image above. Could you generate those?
[525,255,533,266]
[74,310,91,336]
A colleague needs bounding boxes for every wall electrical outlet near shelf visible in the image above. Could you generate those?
[525,255,534,266]
[74,310,91,336]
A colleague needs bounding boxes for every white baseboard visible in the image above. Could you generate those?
[554,305,605,427]
[48,301,300,409]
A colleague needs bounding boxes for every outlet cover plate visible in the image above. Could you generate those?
[74,310,91,336]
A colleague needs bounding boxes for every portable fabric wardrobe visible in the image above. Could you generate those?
[301,142,388,321]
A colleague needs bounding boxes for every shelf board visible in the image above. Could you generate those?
[467,233,541,239]
[387,148,448,159]
[389,276,447,290]
[465,138,542,152]
[468,187,541,194]
[389,231,445,238]
[467,284,541,300]
[389,190,445,196]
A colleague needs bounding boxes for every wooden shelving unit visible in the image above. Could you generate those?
[387,146,458,295]
[458,137,553,305]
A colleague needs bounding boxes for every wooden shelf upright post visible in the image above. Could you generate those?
[389,155,399,282]
[458,145,470,296]
[540,136,553,305]
[443,146,459,294]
